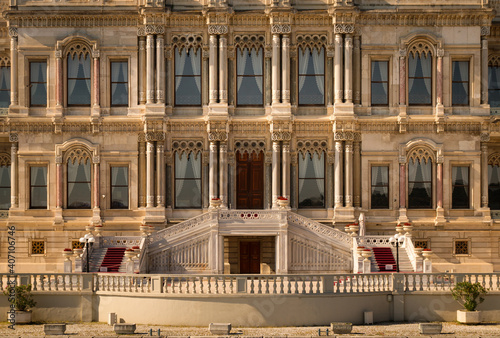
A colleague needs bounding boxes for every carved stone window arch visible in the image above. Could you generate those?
[0,152,10,167]
[172,140,204,160]
[407,145,435,164]
[234,34,265,54]
[296,140,328,160]
[488,152,500,167]
[65,147,92,165]
[296,34,327,55]
[234,140,266,155]
[0,152,11,210]
[171,34,203,55]
[0,54,10,67]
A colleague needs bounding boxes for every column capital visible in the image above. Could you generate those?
[92,50,100,59]
[208,131,228,142]
[271,24,291,34]
[8,27,18,37]
[55,50,63,58]
[9,133,18,143]
[334,24,354,34]
[271,131,292,142]
[208,25,228,35]
[145,132,165,142]
[436,48,444,58]
[399,48,407,58]
[481,26,491,37]
[145,24,165,35]
[480,132,490,142]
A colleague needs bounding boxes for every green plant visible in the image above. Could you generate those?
[451,281,487,311]
[3,284,37,311]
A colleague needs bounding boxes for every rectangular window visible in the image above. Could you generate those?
[237,48,263,106]
[371,61,388,106]
[452,61,469,106]
[67,54,91,106]
[72,240,84,250]
[111,166,128,209]
[408,159,432,209]
[31,239,45,255]
[30,61,47,107]
[67,160,91,209]
[488,165,500,210]
[414,240,429,249]
[454,239,469,255]
[175,152,202,208]
[408,54,432,105]
[0,165,11,210]
[110,61,128,106]
[452,166,469,209]
[30,166,47,209]
[298,48,325,105]
[298,152,325,208]
[0,66,10,108]
[371,166,389,209]
[175,48,201,106]
[488,65,500,107]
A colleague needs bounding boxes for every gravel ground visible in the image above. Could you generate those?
[0,322,499,337]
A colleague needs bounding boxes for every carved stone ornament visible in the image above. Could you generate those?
[55,156,63,164]
[172,140,204,159]
[297,140,328,159]
[480,132,491,142]
[271,24,292,34]
[172,34,203,53]
[271,131,292,142]
[93,156,100,164]
[234,140,266,155]
[234,35,265,53]
[137,26,146,37]
[436,48,444,58]
[145,132,166,142]
[481,26,491,37]
[399,48,407,58]
[399,156,407,164]
[208,25,228,35]
[208,131,228,142]
[145,25,165,35]
[92,50,100,58]
[55,50,63,58]
[488,153,500,166]
[296,34,327,54]
[9,133,18,143]
[334,24,354,34]
[8,27,18,37]
[334,131,360,141]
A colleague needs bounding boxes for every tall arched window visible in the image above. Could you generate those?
[408,148,433,209]
[174,149,202,208]
[0,56,10,108]
[298,47,325,105]
[0,153,10,210]
[298,150,325,208]
[237,47,263,106]
[408,42,433,106]
[67,44,92,106]
[488,55,500,107]
[175,47,201,106]
[66,148,92,209]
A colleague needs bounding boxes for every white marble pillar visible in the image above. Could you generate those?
[209,35,218,104]
[10,143,17,208]
[138,36,146,104]
[10,35,18,106]
[436,50,443,106]
[209,142,218,200]
[481,143,489,208]
[334,141,343,208]
[399,50,406,106]
[272,34,281,104]
[353,36,361,105]
[156,144,165,207]
[282,143,290,201]
[481,38,489,105]
[146,141,155,207]
[93,162,99,209]
[56,161,63,209]
[146,34,155,104]
[344,141,353,207]
[156,35,165,104]
[56,51,63,107]
[437,162,443,209]
[219,35,228,104]
[282,34,290,104]
[344,34,353,104]
[139,141,146,207]
[272,141,281,208]
[334,34,343,104]
[219,143,228,207]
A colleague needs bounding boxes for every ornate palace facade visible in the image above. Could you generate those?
[1,0,500,274]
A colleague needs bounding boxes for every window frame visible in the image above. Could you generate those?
[370,164,390,209]
[488,163,500,210]
[29,238,47,256]
[174,151,202,209]
[297,46,326,107]
[451,164,470,209]
[451,59,470,107]
[66,53,92,107]
[110,59,129,107]
[66,158,92,209]
[110,164,129,209]
[407,52,433,106]
[407,158,434,209]
[370,59,390,107]
[488,63,500,108]
[297,151,326,209]
[0,64,10,108]
[29,164,48,209]
[0,160,11,210]
[453,238,471,256]
[174,47,202,107]
[29,60,48,107]
[236,47,264,107]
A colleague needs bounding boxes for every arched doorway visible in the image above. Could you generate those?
[236,151,264,209]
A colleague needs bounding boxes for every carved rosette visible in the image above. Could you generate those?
[481,26,491,37]
[480,132,491,142]
[334,24,354,34]
[271,24,291,34]
[208,25,228,35]
[271,131,292,142]
[9,133,18,143]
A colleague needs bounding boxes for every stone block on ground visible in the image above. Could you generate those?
[330,322,352,334]
[113,323,136,334]
[209,323,231,335]
[43,324,66,335]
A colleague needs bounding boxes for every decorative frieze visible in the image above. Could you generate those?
[172,140,204,159]
[334,131,360,142]
[297,140,328,159]
[8,15,140,28]
[234,34,265,52]
[296,34,327,53]
[271,131,292,142]
[334,24,354,34]
[208,131,228,142]
[208,25,228,35]
[234,140,266,155]
[357,13,493,27]
[271,24,291,34]
[144,132,165,142]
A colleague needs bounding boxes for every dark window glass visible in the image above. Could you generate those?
[452,61,469,106]
[0,165,10,209]
[298,48,325,105]
[237,48,263,106]
[408,53,432,105]
[452,166,469,209]
[175,48,201,106]
[30,61,47,107]
[67,54,91,106]
[488,66,500,107]
[111,166,128,209]
[30,166,47,209]
[371,166,389,209]
[67,160,91,209]
[175,152,202,208]
[371,61,388,106]
[298,152,325,208]
[408,158,432,209]
[111,61,128,106]
[488,165,500,210]
[0,66,10,108]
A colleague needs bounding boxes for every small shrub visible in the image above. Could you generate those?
[451,281,487,311]
[3,284,37,311]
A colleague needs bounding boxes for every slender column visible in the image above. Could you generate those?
[334,141,343,208]
[209,35,218,104]
[138,37,146,104]
[437,162,443,208]
[344,34,353,103]
[334,34,343,104]
[139,141,146,207]
[399,50,406,105]
[436,50,443,106]
[344,141,353,207]
[481,143,489,208]
[272,141,281,208]
[272,34,281,104]
[146,141,155,207]
[146,34,155,104]
[219,143,228,207]
[219,35,228,104]
[93,54,100,107]
[353,141,361,208]
[156,144,165,207]
[93,162,99,209]
[56,51,63,107]
[209,142,218,200]
[481,38,489,105]
[10,143,17,208]
[10,35,18,106]
[353,36,361,105]
[156,35,165,104]
[56,162,63,208]
[399,163,406,208]
[282,34,290,104]
[282,144,290,200]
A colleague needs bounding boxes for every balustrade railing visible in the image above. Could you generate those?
[404,238,417,272]
[0,274,84,292]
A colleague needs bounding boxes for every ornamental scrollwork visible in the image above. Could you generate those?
[208,131,228,142]
[234,140,266,155]
[137,26,146,37]
[234,35,265,53]
[480,132,490,142]
[8,27,17,37]
[145,132,165,142]
[172,140,204,159]
[9,133,18,142]
[334,24,354,34]
[271,131,292,142]
[488,153,500,167]
[407,146,435,164]
[334,131,360,141]
[271,24,291,34]
[208,25,228,35]
[0,153,11,167]
[145,24,165,35]
[481,26,491,36]
[297,140,328,160]
[296,34,327,54]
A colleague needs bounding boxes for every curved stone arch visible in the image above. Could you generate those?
[296,139,328,160]
[57,35,99,58]
[55,138,100,164]
[234,139,266,155]
[400,32,441,56]
[488,54,500,67]
[400,138,443,164]
[0,54,10,67]
[488,152,500,167]
[0,152,11,167]
[234,34,266,54]
[296,34,327,54]
[171,34,203,55]
[172,139,204,160]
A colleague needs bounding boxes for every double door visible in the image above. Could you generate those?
[236,151,264,209]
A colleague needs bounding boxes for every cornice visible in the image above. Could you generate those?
[5,12,141,28]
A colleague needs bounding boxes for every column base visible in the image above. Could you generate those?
[333,102,354,116]
[398,208,409,224]
[435,103,444,117]
[143,207,166,226]
[91,208,102,226]
[144,103,166,116]
[270,103,292,116]
[53,208,64,229]
[206,103,228,116]
[333,206,356,224]
[434,207,445,226]
[479,207,492,225]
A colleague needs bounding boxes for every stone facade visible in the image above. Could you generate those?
[0,0,500,273]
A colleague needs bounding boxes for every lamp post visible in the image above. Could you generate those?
[79,233,95,273]
[389,233,405,273]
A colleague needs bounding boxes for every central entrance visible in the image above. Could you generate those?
[236,151,264,209]
[239,241,261,274]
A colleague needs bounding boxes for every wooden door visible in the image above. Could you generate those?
[240,241,261,274]
[236,151,264,209]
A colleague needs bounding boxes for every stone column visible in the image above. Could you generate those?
[219,143,227,207]
[334,140,343,208]
[353,141,361,208]
[282,34,290,104]
[56,161,63,209]
[156,144,165,207]
[344,141,353,207]
[272,34,281,104]
[272,141,281,208]
[138,36,146,104]
[9,31,18,106]
[93,162,99,209]
[481,36,489,105]
[156,35,165,104]
[146,141,155,208]
[10,142,17,208]
[139,141,146,207]
[219,35,228,104]
[209,141,218,200]
[481,143,489,208]
[436,49,443,106]
[437,162,443,208]
[399,162,406,209]
[399,49,406,105]
[334,34,343,104]
[146,34,155,104]
[56,50,63,107]
[209,35,218,104]
[344,34,353,104]
[282,143,290,200]
[92,51,100,107]
[353,36,361,105]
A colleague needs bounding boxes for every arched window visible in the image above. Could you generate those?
[298,150,325,208]
[0,56,10,108]
[408,147,433,209]
[66,148,92,209]
[66,43,92,106]
[408,42,433,106]
[0,153,10,210]
[298,47,325,105]
[488,55,500,107]
[175,151,202,208]
[488,153,500,210]
[174,47,201,106]
[237,47,263,106]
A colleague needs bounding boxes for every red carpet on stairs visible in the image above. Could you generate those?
[100,247,126,272]
[372,247,396,272]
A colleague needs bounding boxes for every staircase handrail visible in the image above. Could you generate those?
[148,212,213,246]
[138,237,148,274]
[404,237,417,272]
[100,236,142,248]
[357,235,392,247]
